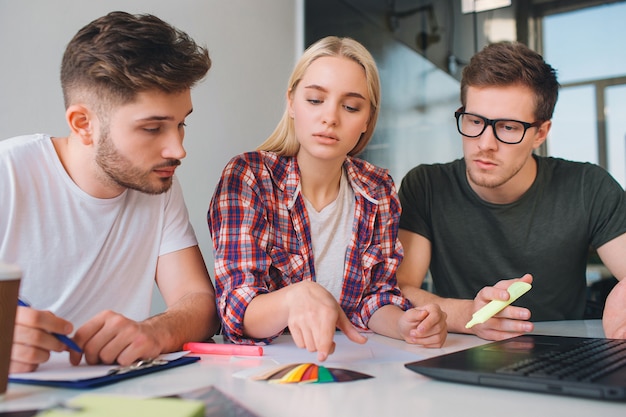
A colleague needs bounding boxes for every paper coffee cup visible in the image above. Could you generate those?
[0,261,21,401]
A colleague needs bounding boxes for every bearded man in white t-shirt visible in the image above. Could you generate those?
[0,11,219,373]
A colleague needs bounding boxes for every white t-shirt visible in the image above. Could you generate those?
[303,169,355,301]
[0,134,198,327]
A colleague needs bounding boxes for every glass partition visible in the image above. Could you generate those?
[305,0,461,183]
[548,85,598,164]
[606,85,626,187]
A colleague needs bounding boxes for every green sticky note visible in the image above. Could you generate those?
[39,394,205,417]
[315,366,335,383]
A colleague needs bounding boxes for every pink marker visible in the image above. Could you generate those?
[183,342,264,356]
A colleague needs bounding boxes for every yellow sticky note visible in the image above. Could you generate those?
[39,394,205,417]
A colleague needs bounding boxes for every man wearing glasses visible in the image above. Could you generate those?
[396,41,626,341]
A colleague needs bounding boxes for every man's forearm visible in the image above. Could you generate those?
[602,278,626,339]
[144,291,218,352]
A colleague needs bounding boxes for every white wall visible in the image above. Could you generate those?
[0,0,301,312]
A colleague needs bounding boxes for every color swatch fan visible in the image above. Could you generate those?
[252,363,372,384]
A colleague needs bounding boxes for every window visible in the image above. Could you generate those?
[543,2,626,188]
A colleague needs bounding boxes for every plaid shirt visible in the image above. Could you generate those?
[208,151,411,344]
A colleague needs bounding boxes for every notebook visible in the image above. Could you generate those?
[404,334,626,401]
[9,354,200,389]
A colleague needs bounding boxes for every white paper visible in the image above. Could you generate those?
[9,351,190,382]
[261,333,423,365]
[232,333,426,379]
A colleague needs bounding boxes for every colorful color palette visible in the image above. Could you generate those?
[252,363,373,384]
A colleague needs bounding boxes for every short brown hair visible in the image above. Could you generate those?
[461,41,559,121]
[60,11,211,109]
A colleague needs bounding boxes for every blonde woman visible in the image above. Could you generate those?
[208,36,447,361]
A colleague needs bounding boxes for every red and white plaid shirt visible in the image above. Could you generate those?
[208,151,411,344]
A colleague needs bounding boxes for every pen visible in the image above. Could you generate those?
[465,281,532,329]
[183,342,264,356]
[17,298,83,353]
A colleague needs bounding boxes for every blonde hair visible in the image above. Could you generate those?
[257,36,380,157]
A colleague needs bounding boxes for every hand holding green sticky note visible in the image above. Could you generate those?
[465,281,532,329]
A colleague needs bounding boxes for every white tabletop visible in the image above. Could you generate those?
[1,320,623,416]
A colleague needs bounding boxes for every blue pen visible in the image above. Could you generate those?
[17,298,83,353]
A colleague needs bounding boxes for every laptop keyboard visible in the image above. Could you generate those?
[496,338,626,382]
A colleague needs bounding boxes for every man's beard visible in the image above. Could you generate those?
[95,130,180,195]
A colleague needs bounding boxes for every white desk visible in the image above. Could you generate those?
[1,320,624,416]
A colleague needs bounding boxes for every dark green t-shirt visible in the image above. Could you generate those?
[398,156,626,321]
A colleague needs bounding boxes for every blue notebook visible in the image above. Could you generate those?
[10,355,200,389]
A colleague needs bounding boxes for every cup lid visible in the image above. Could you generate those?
[0,261,21,280]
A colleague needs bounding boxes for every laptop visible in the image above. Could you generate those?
[404,334,626,401]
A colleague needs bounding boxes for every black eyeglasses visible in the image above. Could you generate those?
[454,107,543,144]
